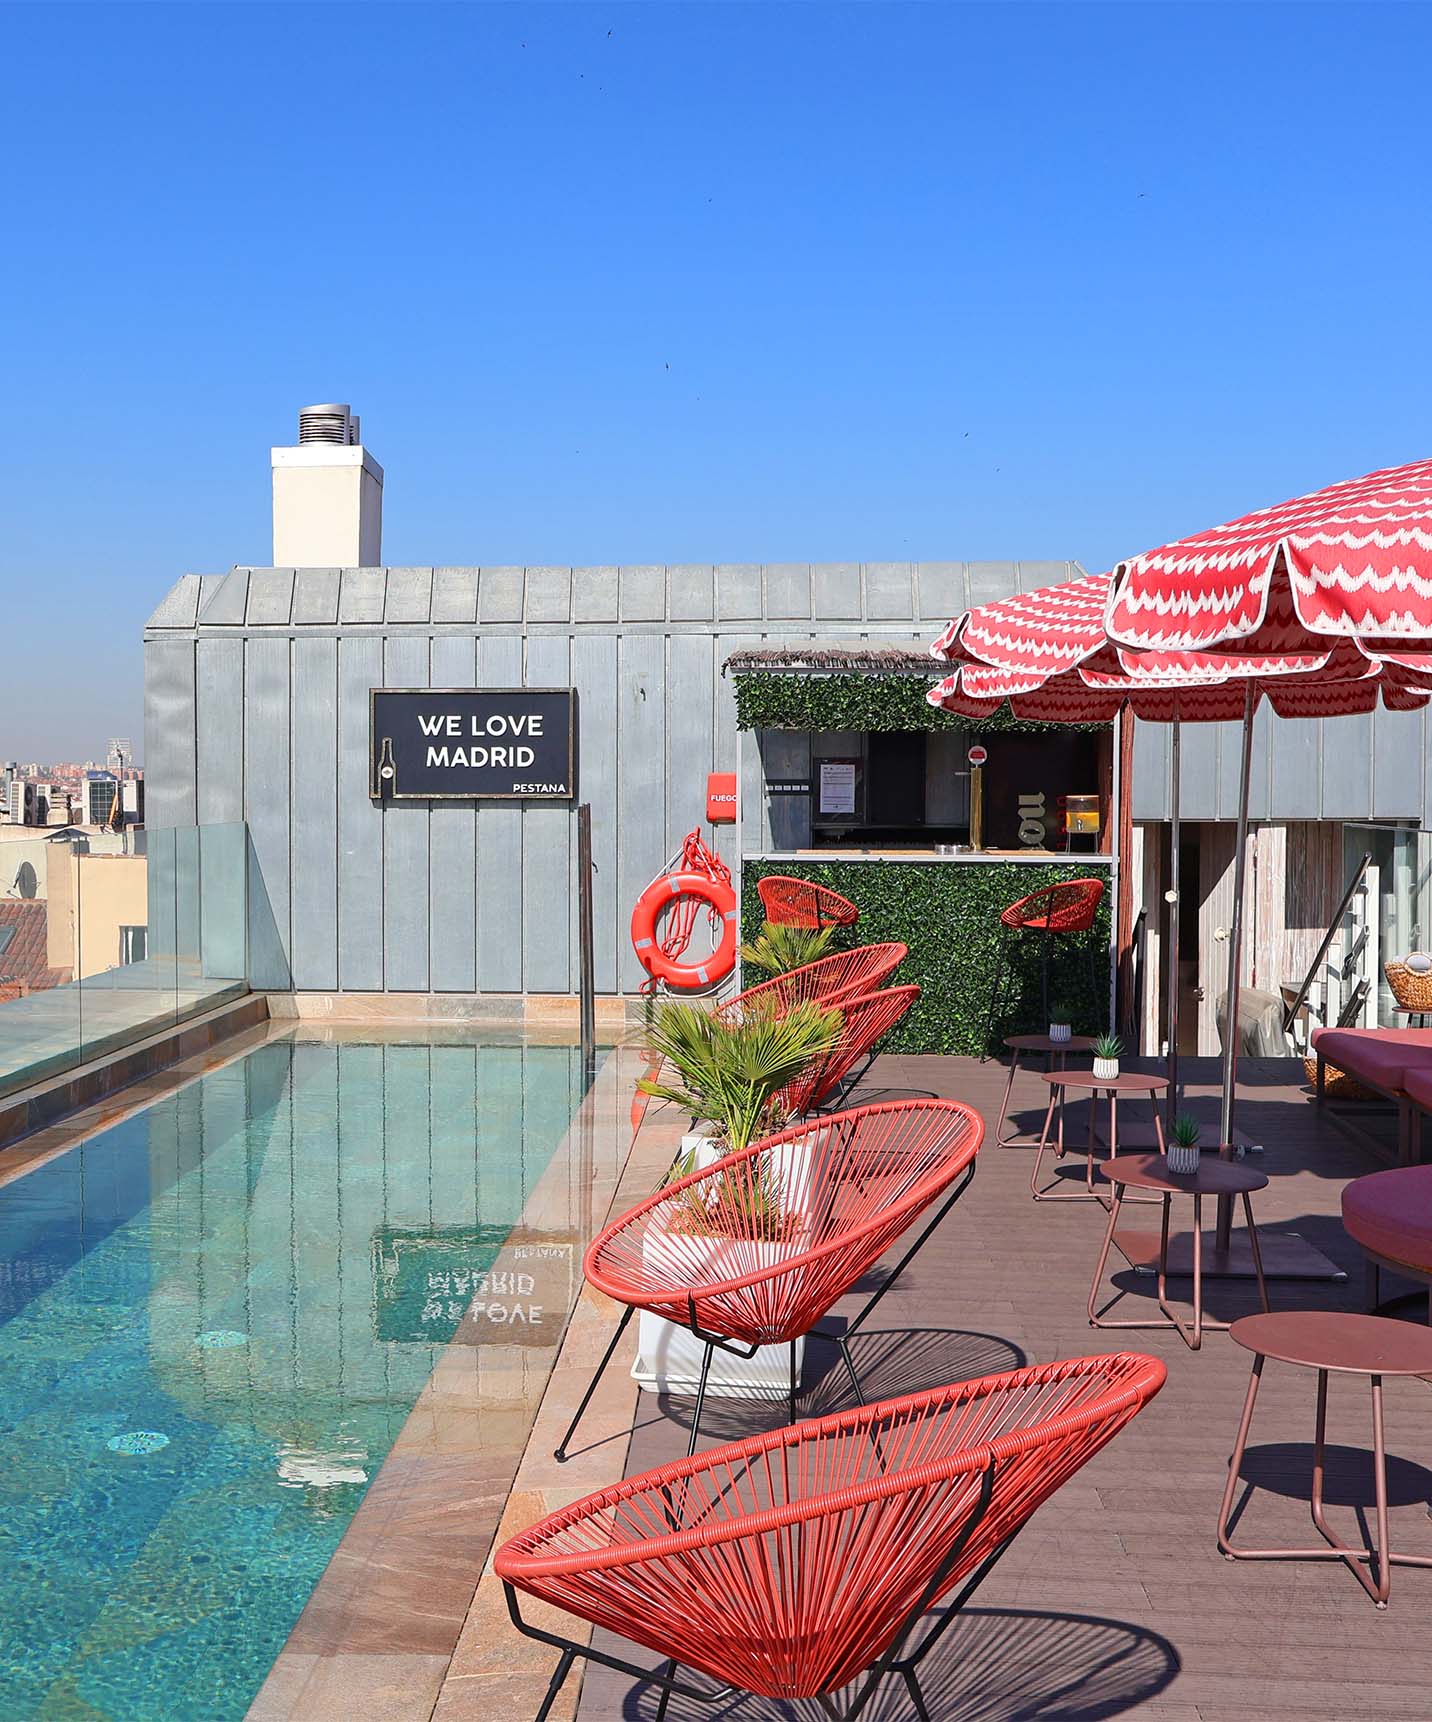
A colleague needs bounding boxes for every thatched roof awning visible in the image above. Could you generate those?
[724,647,935,677]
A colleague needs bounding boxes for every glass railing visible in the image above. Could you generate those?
[0,822,249,1098]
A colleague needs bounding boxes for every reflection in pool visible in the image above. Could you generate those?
[0,1035,584,1719]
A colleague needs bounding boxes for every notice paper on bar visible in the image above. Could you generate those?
[819,761,857,816]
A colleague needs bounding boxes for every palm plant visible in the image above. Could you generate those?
[637,998,844,1155]
[739,919,837,979]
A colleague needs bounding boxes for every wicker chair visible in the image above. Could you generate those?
[781,983,920,1116]
[757,875,860,929]
[553,1097,982,1463]
[720,942,907,1021]
[503,1353,1167,1722]
[988,877,1107,1041]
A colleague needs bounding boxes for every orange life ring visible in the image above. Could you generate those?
[630,870,739,989]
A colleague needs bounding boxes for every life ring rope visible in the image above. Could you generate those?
[631,829,737,992]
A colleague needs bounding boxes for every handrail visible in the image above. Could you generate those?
[1282,849,1373,1032]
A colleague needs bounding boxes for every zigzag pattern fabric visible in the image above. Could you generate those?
[496,1353,1166,1702]
[926,562,1432,722]
[1106,455,1432,650]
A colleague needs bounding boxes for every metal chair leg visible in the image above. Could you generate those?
[534,1648,576,1722]
[788,1338,799,1425]
[687,1341,715,1457]
[554,1304,634,1462]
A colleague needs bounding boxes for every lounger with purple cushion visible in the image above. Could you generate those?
[1341,1163,1432,1318]
[1310,1026,1432,1165]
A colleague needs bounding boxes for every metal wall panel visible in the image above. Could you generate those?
[1218,703,1272,822]
[243,637,292,987]
[669,564,715,622]
[1268,714,1321,819]
[195,638,243,825]
[572,566,619,623]
[522,634,573,992]
[1130,718,1170,822]
[428,635,478,992]
[246,570,294,627]
[381,635,431,990]
[292,568,340,625]
[337,635,385,990]
[616,632,667,993]
[201,569,249,626]
[668,632,716,858]
[479,568,524,623]
[384,568,433,624]
[1320,713,1373,819]
[1372,706,1424,818]
[476,635,524,991]
[144,638,197,829]
[1178,725,1219,821]
[291,637,339,990]
[571,632,620,992]
[765,564,812,620]
[716,565,762,620]
[864,562,914,620]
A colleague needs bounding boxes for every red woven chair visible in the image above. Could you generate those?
[503,1353,1167,1722]
[781,983,920,1116]
[553,1097,983,1463]
[636,946,907,1135]
[721,942,907,1021]
[757,875,860,929]
[988,877,1107,1042]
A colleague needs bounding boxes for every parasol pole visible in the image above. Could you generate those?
[1216,682,1256,1251]
[1165,704,1181,1129]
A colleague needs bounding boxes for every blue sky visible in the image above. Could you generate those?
[4,1,1431,760]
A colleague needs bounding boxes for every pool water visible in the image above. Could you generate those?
[0,1035,585,1720]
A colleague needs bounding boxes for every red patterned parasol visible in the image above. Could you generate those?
[1106,456,1432,653]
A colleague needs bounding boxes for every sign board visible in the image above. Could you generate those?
[818,760,859,817]
[371,1224,576,1347]
[706,772,737,824]
[967,744,988,767]
[370,688,575,800]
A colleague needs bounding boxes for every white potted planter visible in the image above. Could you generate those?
[1048,1018,1072,1044]
[1166,1113,1202,1176]
[633,1133,816,1402]
[1091,1036,1123,1083]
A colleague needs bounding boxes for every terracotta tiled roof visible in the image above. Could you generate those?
[0,900,70,995]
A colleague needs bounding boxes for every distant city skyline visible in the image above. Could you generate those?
[6,1,1432,759]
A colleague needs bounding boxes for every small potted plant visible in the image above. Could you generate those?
[1092,1033,1123,1082]
[1048,999,1074,1044]
[1166,1112,1201,1175]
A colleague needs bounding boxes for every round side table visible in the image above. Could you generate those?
[1087,1152,1269,1349]
[1217,1311,1432,1607]
[1031,1071,1168,1203]
[995,1033,1097,1148]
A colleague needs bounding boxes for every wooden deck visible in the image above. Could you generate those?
[572,1054,1432,1722]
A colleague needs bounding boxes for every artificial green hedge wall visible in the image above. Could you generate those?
[742,859,1112,1056]
[732,672,1107,736]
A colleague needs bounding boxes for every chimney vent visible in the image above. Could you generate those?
[273,404,383,565]
[297,403,360,446]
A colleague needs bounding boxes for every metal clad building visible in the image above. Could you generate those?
[144,560,1088,996]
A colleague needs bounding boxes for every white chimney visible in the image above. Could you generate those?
[271,403,384,566]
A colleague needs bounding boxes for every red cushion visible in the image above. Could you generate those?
[1405,1067,1432,1111]
[1342,1166,1432,1273]
[1311,1027,1432,1092]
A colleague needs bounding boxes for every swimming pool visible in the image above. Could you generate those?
[0,1033,587,1719]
